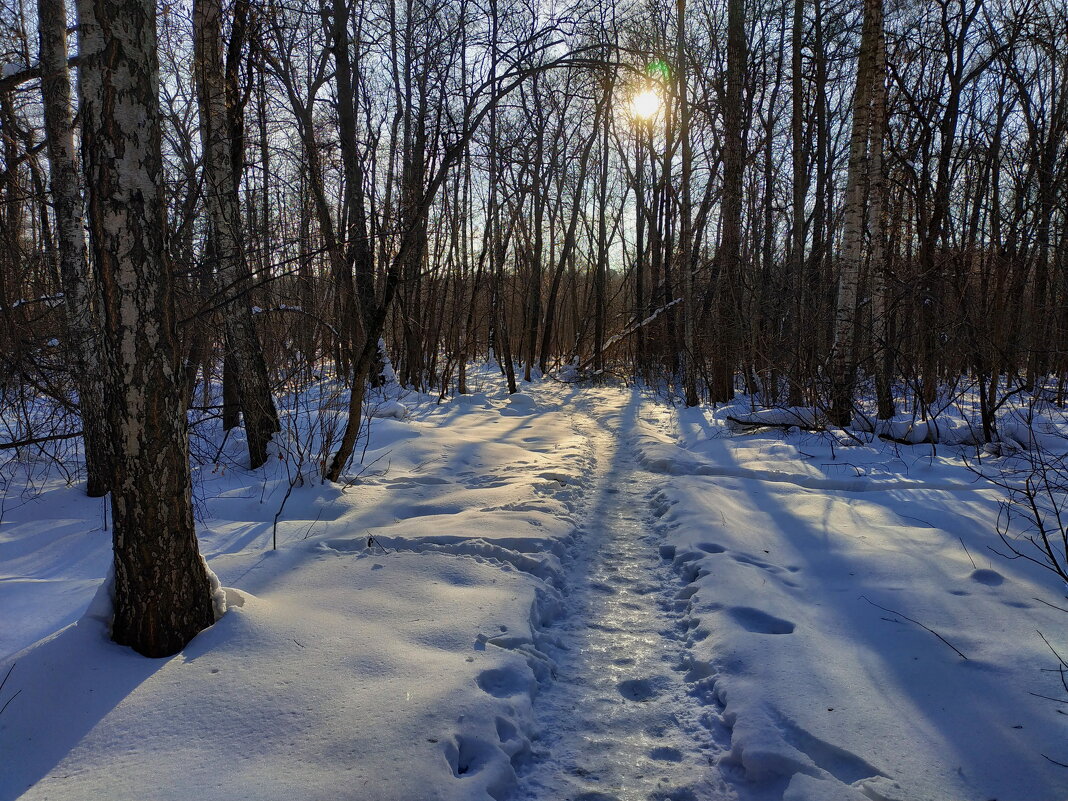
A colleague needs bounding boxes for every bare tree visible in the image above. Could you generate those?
[193,0,280,469]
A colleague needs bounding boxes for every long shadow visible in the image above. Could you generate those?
[663,438,1064,794]
[0,619,164,800]
[0,378,595,800]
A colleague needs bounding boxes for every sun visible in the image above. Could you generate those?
[629,88,662,120]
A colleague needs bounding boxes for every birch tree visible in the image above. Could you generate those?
[37,0,111,496]
[829,0,882,426]
[78,0,216,657]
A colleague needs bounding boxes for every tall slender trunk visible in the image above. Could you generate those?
[193,0,279,469]
[713,0,746,402]
[787,0,807,404]
[676,0,698,406]
[329,0,374,346]
[868,5,892,420]
[38,0,111,496]
[829,0,881,426]
[593,71,613,373]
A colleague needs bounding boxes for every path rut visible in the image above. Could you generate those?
[515,395,737,801]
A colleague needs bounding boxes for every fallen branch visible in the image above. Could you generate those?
[725,416,822,433]
[861,595,969,660]
[578,298,682,371]
[1033,597,1068,614]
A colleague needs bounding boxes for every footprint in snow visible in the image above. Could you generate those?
[476,666,532,698]
[649,746,684,762]
[970,568,1004,586]
[725,606,796,634]
[697,542,726,554]
[618,677,663,702]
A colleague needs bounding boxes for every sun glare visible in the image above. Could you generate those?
[629,88,662,120]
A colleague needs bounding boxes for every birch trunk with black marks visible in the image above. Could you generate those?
[77,0,215,657]
[829,0,880,426]
[38,0,112,497]
[193,0,279,469]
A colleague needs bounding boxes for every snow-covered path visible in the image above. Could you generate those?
[517,394,735,801]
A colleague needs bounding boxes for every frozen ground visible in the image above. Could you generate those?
[1,374,1066,801]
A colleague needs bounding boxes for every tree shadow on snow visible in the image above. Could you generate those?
[0,616,166,799]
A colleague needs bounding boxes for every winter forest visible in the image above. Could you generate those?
[1,0,1067,797]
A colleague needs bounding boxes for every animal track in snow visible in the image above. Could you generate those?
[477,665,534,698]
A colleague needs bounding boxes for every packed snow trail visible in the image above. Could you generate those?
[516,392,736,801]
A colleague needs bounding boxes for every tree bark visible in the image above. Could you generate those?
[193,0,279,469]
[77,0,215,657]
[38,0,112,496]
[713,0,746,402]
[677,0,699,406]
[829,0,881,426]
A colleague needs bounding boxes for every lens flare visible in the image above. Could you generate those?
[630,88,661,120]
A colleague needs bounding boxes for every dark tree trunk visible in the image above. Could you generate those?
[194,0,280,469]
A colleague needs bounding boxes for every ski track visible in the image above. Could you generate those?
[514,394,737,801]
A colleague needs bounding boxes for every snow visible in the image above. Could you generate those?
[8,294,64,310]
[1,375,1066,801]
[635,398,1068,800]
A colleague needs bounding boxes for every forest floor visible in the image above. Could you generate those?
[1,372,1066,801]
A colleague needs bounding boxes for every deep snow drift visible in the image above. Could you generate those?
[1,375,1066,801]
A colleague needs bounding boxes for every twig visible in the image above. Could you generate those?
[0,689,20,716]
[1037,630,1068,668]
[0,430,82,450]
[1033,596,1068,614]
[0,662,19,716]
[1041,754,1068,769]
[366,532,392,554]
[861,595,969,660]
[959,537,977,569]
[299,508,326,541]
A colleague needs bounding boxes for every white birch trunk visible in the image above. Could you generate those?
[829,0,880,426]
[37,0,111,496]
[77,0,215,656]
